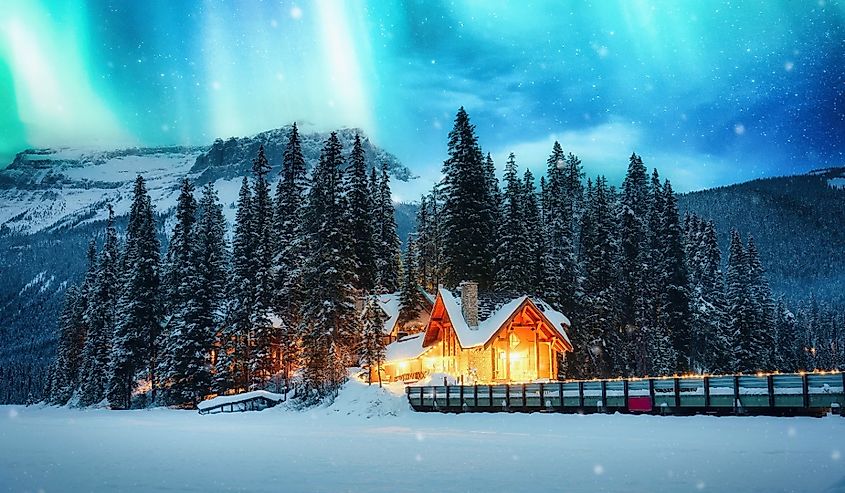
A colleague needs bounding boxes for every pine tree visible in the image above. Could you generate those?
[272,124,309,387]
[48,285,82,405]
[495,153,527,292]
[399,234,425,325]
[483,152,501,282]
[570,176,620,378]
[251,145,275,386]
[360,296,387,386]
[415,195,432,290]
[541,142,581,314]
[660,180,692,373]
[441,107,495,289]
[345,134,377,292]
[300,132,357,396]
[219,177,255,393]
[747,236,777,371]
[522,169,544,296]
[78,205,120,406]
[375,162,401,292]
[774,298,800,372]
[727,230,758,373]
[108,176,161,409]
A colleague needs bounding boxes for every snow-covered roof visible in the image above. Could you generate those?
[435,288,572,349]
[197,390,285,411]
[374,293,401,335]
[384,333,432,363]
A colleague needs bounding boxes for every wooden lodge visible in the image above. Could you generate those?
[373,281,573,384]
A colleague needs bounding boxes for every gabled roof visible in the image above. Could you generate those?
[374,292,401,335]
[428,288,572,350]
[384,333,431,363]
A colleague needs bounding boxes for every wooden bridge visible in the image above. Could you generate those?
[406,372,845,416]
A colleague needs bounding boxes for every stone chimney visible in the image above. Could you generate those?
[460,280,479,328]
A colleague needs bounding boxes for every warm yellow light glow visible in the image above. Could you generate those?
[398,360,410,371]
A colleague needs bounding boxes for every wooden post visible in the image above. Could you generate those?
[578,381,584,408]
[505,384,511,409]
[767,375,775,409]
[488,384,493,408]
[474,384,478,408]
[648,378,655,409]
[539,382,545,410]
[433,386,437,410]
[703,376,710,410]
[733,375,741,414]
[600,380,607,412]
[522,383,527,408]
[558,382,564,410]
[674,377,681,408]
[459,384,464,411]
[802,373,810,409]
[623,379,629,412]
[445,384,450,411]
[419,386,424,408]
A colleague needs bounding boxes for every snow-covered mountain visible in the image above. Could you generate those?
[0,126,411,236]
[0,126,414,403]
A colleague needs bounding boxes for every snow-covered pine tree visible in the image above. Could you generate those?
[569,176,620,378]
[746,236,777,371]
[345,134,377,292]
[618,154,650,328]
[158,178,194,400]
[300,132,358,396]
[659,180,692,373]
[694,220,731,373]
[359,296,387,386]
[272,124,309,386]
[218,177,255,393]
[541,142,581,314]
[399,234,425,325]
[47,285,82,405]
[415,195,432,290]
[48,241,97,405]
[483,152,502,282]
[727,230,758,373]
[774,297,800,372]
[78,205,120,406]
[441,107,495,289]
[495,153,528,292]
[108,176,161,409]
[373,162,401,292]
[250,145,276,386]
[159,178,217,406]
[522,169,544,296]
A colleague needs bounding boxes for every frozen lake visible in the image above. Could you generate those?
[1,382,844,492]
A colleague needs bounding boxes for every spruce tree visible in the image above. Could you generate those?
[399,234,425,325]
[251,145,275,386]
[660,180,692,372]
[300,132,357,396]
[441,107,495,289]
[747,236,777,371]
[345,134,377,291]
[375,162,401,292]
[727,230,757,373]
[48,285,82,405]
[495,153,527,292]
[360,296,387,386]
[78,205,120,406]
[219,177,255,393]
[522,169,544,296]
[108,176,161,409]
[273,124,309,386]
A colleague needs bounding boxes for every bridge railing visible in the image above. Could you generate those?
[405,372,845,415]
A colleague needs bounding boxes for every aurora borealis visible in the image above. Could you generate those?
[1,0,843,196]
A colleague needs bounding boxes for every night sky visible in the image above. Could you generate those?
[1,0,843,198]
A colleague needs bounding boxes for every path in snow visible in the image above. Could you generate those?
[1,382,844,493]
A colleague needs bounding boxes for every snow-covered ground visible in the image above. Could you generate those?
[1,381,844,493]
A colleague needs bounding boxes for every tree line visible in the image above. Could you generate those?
[414,107,845,378]
[45,124,402,407]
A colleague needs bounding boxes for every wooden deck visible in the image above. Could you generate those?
[406,372,845,416]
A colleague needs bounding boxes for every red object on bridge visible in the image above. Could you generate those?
[628,396,653,412]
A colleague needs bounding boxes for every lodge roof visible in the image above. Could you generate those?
[384,333,431,363]
[433,287,572,350]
